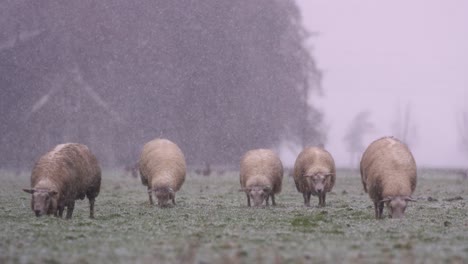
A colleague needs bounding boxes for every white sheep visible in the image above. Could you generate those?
[360,136,417,219]
[293,146,336,207]
[139,138,186,207]
[23,143,101,219]
[239,149,283,207]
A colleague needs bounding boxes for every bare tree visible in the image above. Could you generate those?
[343,111,375,168]
[392,102,417,146]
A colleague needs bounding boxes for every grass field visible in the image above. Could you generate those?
[1,168,467,263]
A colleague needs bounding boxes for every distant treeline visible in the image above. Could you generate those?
[0,0,323,168]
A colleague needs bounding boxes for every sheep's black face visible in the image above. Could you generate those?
[23,188,58,217]
[249,187,269,207]
[387,197,407,219]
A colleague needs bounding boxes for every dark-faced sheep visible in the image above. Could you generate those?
[139,138,186,207]
[239,149,283,207]
[293,147,336,207]
[23,143,101,219]
[360,136,417,219]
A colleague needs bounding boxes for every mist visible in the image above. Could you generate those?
[297,0,468,168]
[1,1,467,171]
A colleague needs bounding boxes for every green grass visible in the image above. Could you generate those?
[0,169,467,263]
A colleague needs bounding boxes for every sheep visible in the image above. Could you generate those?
[360,136,417,219]
[139,138,186,207]
[239,149,283,207]
[293,146,336,207]
[22,143,101,219]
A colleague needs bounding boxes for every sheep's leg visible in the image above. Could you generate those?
[58,206,64,218]
[246,193,251,207]
[172,194,176,205]
[266,195,270,206]
[378,202,384,219]
[89,198,95,219]
[302,192,310,207]
[374,201,384,219]
[307,192,312,207]
[66,201,75,219]
[374,202,379,218]
[319,193,326,207]
[271,194,276,206]
[148,187,154,205]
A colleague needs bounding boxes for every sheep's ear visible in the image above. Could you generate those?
[380,197,392,203]
[23,188,35,194]
[404,196,417,202]
[49,190,58,196]
[325,173,335,178]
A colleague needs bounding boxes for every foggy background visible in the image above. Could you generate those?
[1,1,467,170]
[0,1,324,170]
[296,0,468,168]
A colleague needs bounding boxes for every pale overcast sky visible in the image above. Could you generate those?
[296,0,468,167]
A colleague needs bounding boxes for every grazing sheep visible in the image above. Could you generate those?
[23,143,101,219]
[139,138,186,207]
[293,147,336,207]
[239,149,283,207]
[360,136,417,219]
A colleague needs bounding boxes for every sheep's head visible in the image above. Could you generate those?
[152,187,174,207]
[305,172,334,194]
[242,186,271,207]
[381,196,416,218]
[23,188,58,217]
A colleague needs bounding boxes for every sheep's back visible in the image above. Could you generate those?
[240,149,283,194]
[293,147,336,192]
[361,137,416,198]
[139,139,186,191]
